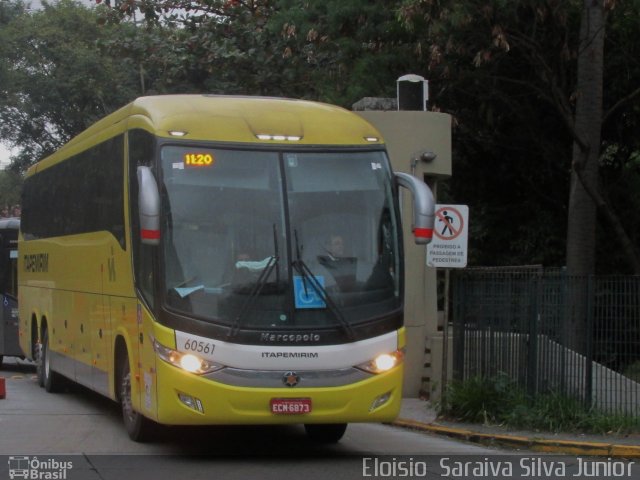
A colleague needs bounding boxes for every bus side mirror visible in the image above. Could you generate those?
[395,172,435,245]
[137,166,161,246]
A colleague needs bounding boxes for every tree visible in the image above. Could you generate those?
[398,0,640,274]
[565,1,605,276]
[96,0,295,96]
[266,0,418,105]
[597,1,640,273]
[399,0,580,266]
[0,0,141,172]
[3,0,638,276]
[566,0,640,275]
[0,169,23,210]
[98,0,418,107]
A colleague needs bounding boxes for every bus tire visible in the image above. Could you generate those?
[41,329,64,393]
[119,353,155,442]
[35,340,44,387]
[33,319,44,387]
[304,423,348,443]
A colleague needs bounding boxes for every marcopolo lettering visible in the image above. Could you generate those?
[24,253,49,273]
[260,333,321,343]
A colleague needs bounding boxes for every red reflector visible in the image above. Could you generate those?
[270,398,312,415]
[413,228,433,239]
[141,229,160,240]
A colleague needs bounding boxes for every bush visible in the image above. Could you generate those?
[440,374,640,434]
[439,373,525,424]
[623,361,640,383]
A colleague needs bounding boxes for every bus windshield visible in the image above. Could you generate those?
[159,146,401,331]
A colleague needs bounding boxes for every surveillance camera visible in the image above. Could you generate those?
[417,151,437,163]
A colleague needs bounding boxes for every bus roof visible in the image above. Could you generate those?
[0,218,20,230]
[28,95,384,176]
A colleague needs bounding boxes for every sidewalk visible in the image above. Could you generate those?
[395,398,640,457]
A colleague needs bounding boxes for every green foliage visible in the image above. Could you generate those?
[441,375,640,434]
[623,361,640,383]
[0,0,141,171]
[595,1,640,273]
[397,0,582,267]
[97,1,299,97]
[504,391,591,433]
[0,170,23,209]
[506,391,640,435]
[267,0,417,105]
[439,373,525,424]
[398,0,640,272]
[0,0,24,24]
[1,0,639,272]
[99,0,417,106]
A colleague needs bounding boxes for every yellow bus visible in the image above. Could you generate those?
[19,95,434,442]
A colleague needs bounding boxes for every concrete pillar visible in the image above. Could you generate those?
[354,99,451,397]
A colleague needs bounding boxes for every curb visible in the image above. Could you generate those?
[392,419,640,458]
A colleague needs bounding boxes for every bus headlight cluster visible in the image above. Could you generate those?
[356,350,404,374]
[153,339,223,374]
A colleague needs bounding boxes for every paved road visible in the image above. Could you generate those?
[4,359,633,480]
[0,359,507,479]
[0,360,497,454]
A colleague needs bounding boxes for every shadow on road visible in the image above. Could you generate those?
[153,423,345,456]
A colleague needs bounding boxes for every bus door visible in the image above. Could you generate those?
[0,233,21,362]
[1,292,20,359]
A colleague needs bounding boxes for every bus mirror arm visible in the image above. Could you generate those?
[395,172,435,245]
[137,166,161,246]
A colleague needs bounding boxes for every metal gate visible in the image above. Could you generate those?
[452,267,640,415]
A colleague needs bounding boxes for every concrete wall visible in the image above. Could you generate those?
[356,110,452,397]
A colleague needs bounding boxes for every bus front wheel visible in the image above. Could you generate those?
[304,423,348,443]
[119,354,155,442]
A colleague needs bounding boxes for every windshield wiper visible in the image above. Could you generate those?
[227,225,280,340]
[292,230,356,341]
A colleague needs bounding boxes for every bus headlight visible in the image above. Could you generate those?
[356,350,404,374]
[179,354,204,373]
[153,339,223,374]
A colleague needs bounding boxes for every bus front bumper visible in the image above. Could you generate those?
[152,360,403,425]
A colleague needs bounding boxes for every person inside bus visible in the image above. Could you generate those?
[324,234,345,260]
[317,233,357,291]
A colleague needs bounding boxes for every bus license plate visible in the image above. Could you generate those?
[270,398,312,415]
